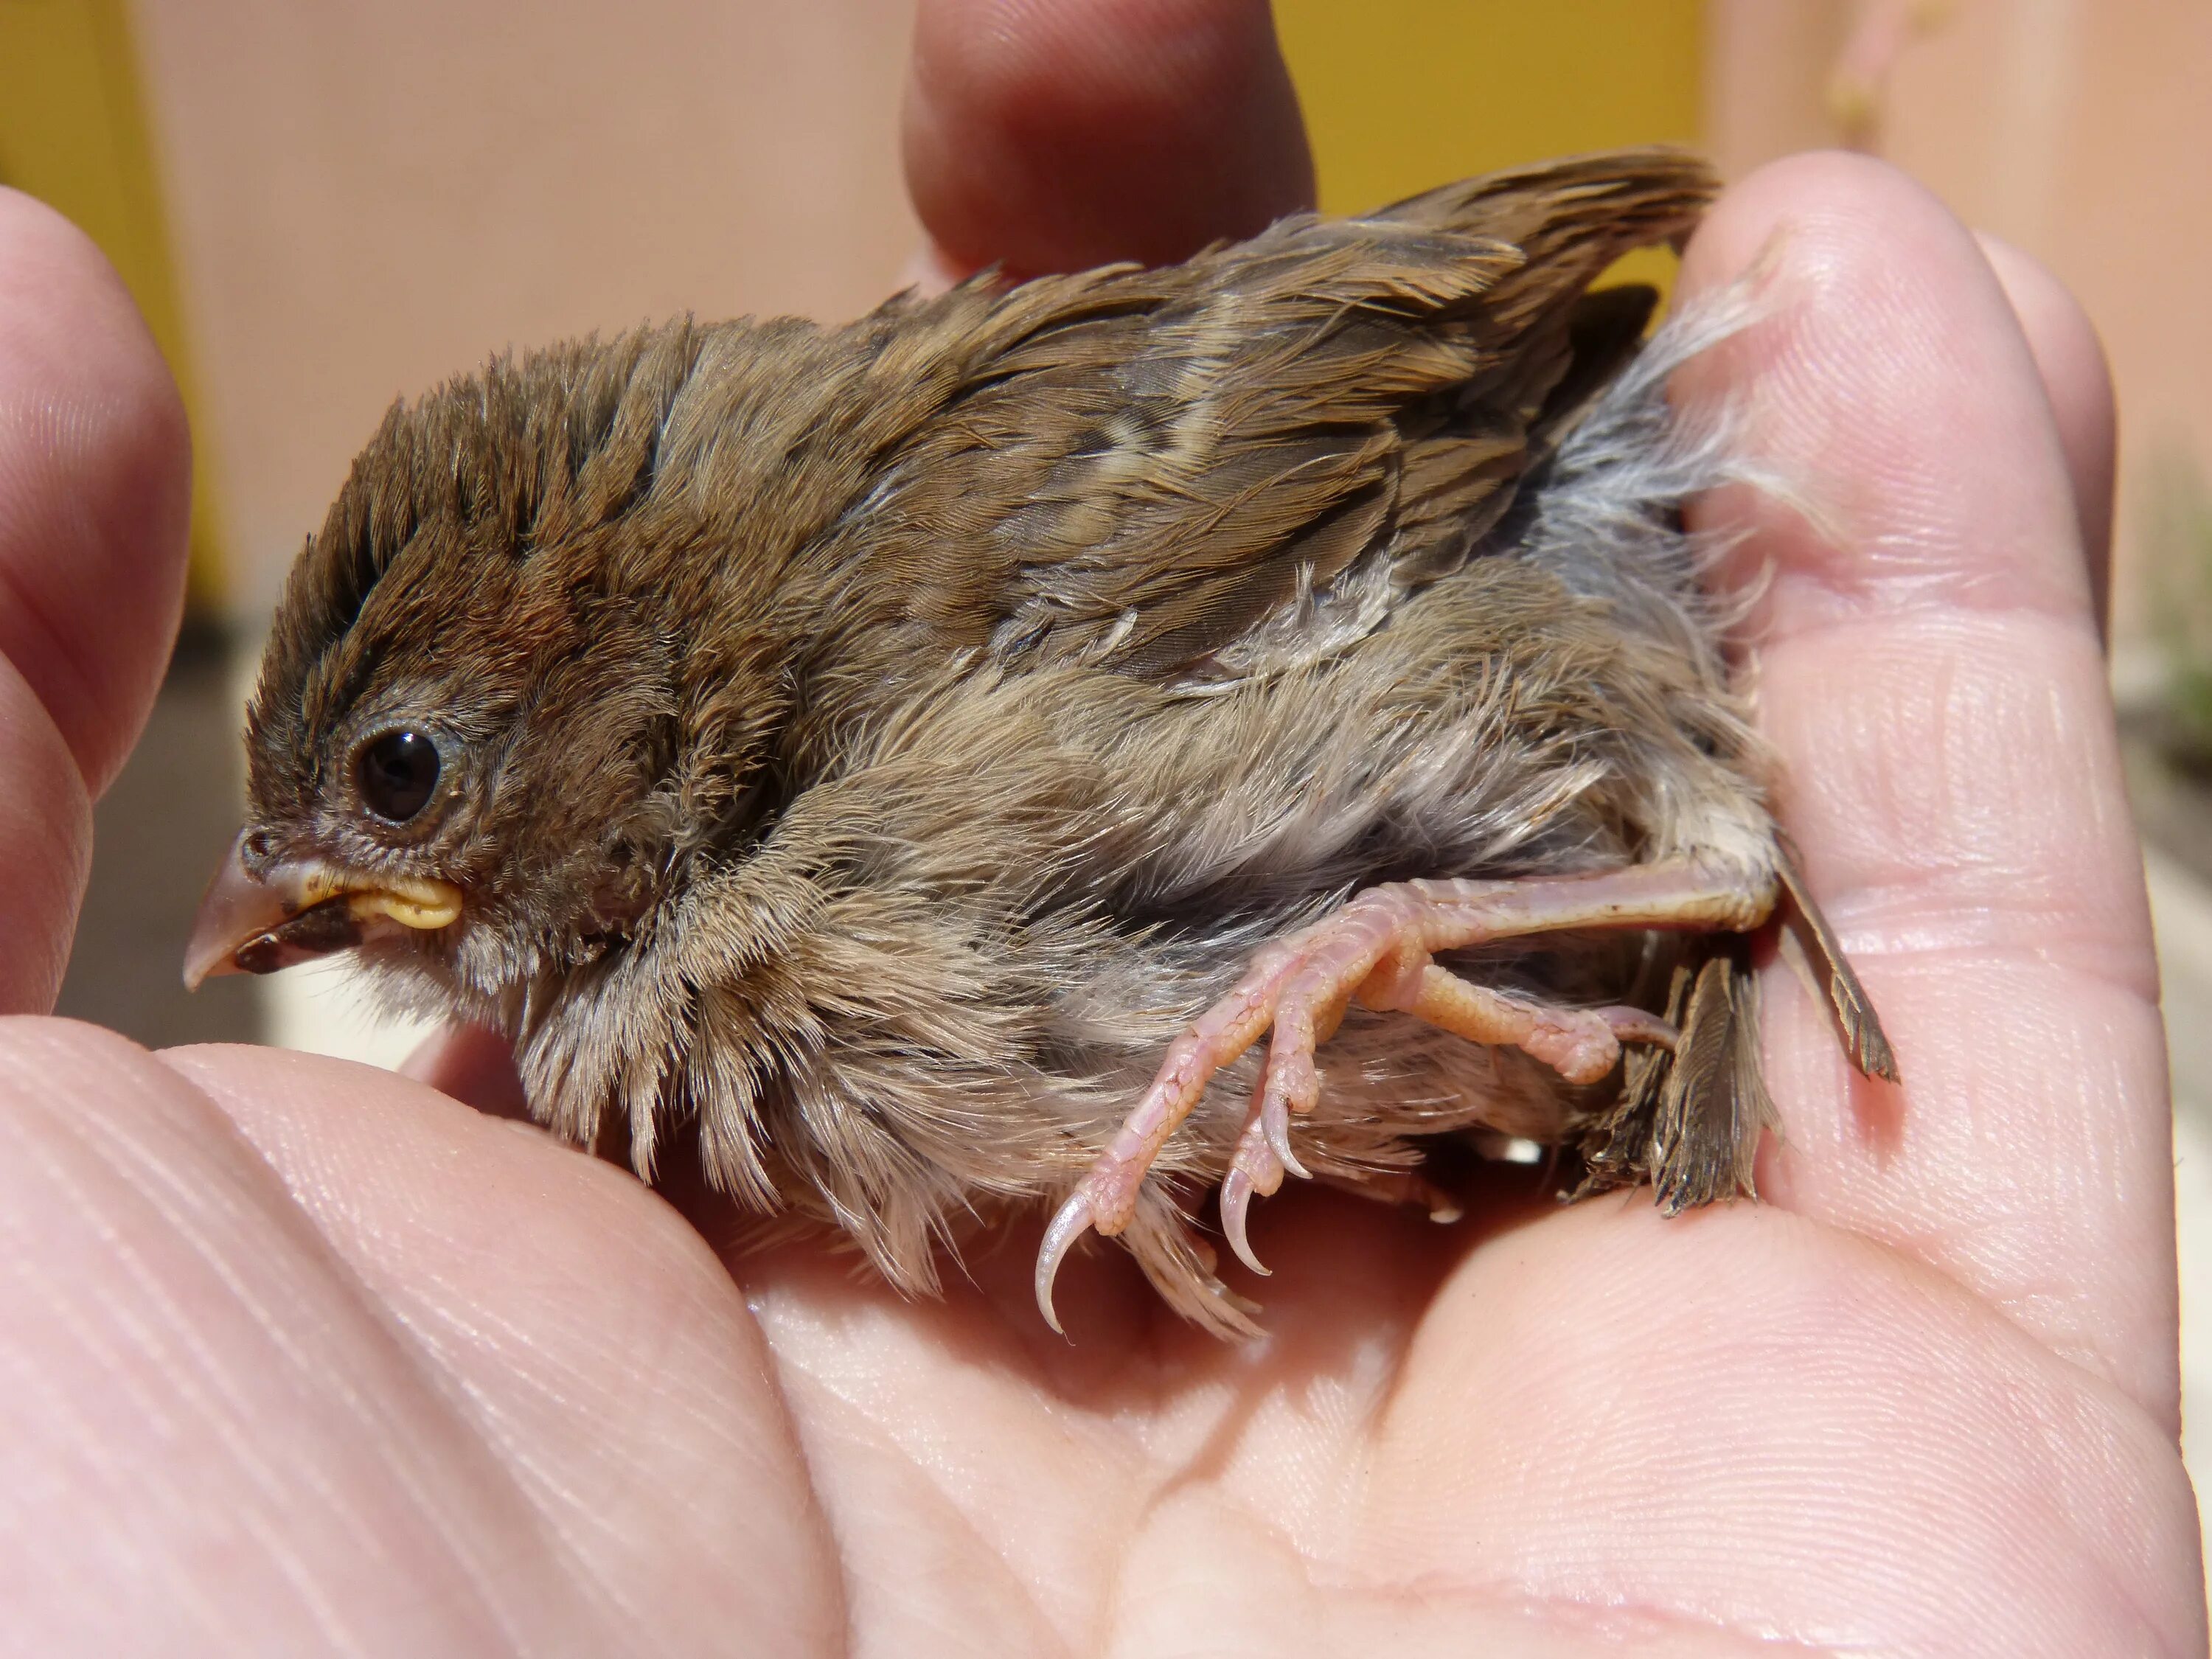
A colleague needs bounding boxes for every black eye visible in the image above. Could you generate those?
[357,729,442,823]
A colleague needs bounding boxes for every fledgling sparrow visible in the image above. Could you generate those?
[187,148,1893,1338]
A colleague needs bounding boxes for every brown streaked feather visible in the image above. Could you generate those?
[1374,147,1719,268]
[1775,838,1900,1082]
[1576,934,1775,1210]
[844,148,1719,683]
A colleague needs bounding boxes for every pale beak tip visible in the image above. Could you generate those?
[183,829,282,992]
[181,946,242,993]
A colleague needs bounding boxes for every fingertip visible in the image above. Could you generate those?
[0,657,92,1014]
[902,0,1313,276]
[400,1023,534,1121]
[1676,150,2090,631]
[1974,231,2117,639]
[0,187,192,798]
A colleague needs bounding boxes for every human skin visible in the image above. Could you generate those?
[0,0,2201,1651]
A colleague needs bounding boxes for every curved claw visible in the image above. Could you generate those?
[1219,1167,1270,1277]
[1034,1188,1098,1336]
[1260,1093,1312,1182]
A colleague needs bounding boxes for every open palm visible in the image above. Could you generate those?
[1,4,2199,1652]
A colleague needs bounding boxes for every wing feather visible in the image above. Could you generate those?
[858,148,1719,680]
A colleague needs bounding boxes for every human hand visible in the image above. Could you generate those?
[1,1,2199,1652]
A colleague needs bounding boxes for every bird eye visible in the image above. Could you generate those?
[356,729,442,823]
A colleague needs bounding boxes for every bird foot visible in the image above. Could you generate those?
[1216,975,1669,1276]
[1034,861,1768,1330]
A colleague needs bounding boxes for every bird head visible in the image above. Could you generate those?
[184,322,776,1012]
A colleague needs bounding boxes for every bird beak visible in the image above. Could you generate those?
[182,830,465,990]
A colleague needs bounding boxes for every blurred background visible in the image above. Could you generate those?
[6,0,2211,1566]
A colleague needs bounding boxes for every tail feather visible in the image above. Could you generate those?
[1374,147,1719,276]
[1776,839,1899,1082]
[1571,846,1897,1208]
[1575,934,1775,1208]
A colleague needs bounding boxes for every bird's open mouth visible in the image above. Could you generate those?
[182,830,463,990]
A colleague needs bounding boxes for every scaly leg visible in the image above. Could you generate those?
[1036,860,1773,1330]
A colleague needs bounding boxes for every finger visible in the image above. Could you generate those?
[1975,232,2117,641]
[0,191,191,796]
[902,0,1314,277]
[0,192,189,1011]
[1361,1203,2200,1656]
[1674,155,2174,1415]
[0,1023,843,1650]
[0,1020,594,1647]
[0,657,88,1012]
[400,1023,534,1120]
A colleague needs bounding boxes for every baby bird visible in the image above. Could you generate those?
[186,148,1893,1338]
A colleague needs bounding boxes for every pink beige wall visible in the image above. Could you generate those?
[132,0,919,613]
